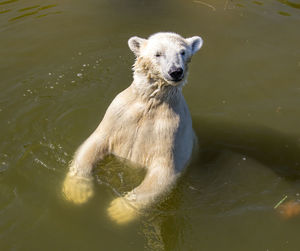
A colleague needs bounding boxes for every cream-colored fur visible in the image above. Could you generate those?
[62,32,203,224]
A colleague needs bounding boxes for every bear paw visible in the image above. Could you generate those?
[107,196,140,224]
[62,174,94,204]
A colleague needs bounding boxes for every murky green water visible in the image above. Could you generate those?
[1,0,300,250]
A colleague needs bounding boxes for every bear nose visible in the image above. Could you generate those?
[168,67,183,81]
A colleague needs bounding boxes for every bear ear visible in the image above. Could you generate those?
[128,36,147,56]
[186,36,203,55]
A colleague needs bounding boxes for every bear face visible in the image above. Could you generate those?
[128,32,203,88]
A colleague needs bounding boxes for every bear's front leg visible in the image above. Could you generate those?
[63,132,107,204]
[63,174,94,204]
[107,163,178,224]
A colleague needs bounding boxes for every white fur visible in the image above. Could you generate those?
[62,32,203,224]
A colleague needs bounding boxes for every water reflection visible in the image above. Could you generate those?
[193,116,300,179]
[134,115,300,250]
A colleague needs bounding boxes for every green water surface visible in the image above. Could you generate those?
[1,0,300,250]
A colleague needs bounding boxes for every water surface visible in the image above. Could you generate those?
[1,0,300,250]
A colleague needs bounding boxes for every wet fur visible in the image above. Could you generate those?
[62,32,202,224]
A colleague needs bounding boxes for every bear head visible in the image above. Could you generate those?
[128,32,203,88]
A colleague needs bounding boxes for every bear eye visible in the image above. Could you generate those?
[155,52,161,57]
[180,50,186,56]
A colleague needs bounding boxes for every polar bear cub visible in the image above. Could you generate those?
[63,32,203,224]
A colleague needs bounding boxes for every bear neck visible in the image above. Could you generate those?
[131,57,184,104]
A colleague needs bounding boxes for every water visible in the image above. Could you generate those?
[0,0,300,250]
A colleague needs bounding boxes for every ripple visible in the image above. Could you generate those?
[0,9,11,14]
[38,4,57,10]
[277,0,300,9]
[9,4,60,21]
[278,10,292,16]
[253,1,263,5]
[9,9,39,21]
[0,0,18,6]
[0,1,62,26]
[18,5,40,12]
[36,10,62,18]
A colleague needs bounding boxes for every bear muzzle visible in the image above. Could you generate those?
[168,67,184,82]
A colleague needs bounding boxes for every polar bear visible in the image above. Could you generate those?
[62,32,203,224]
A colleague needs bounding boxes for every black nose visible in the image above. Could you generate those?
[168,67,183,81]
